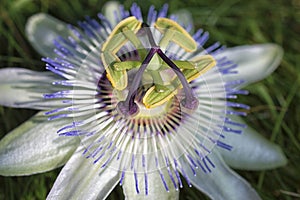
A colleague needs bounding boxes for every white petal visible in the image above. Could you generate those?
[218,44,283,87]
[26,13,72,57]
[180,150,261,200]
[219,115,287,170]
[47,146,120,200]
[0,68,58,109]
[102,1,121,27]
[122,169,179,200]
[0,111,79,176]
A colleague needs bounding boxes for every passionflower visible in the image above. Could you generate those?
[0,2,287,200]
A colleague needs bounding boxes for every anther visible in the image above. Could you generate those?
[156,49,199,110]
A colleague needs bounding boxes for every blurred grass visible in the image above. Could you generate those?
[0,0,299,199]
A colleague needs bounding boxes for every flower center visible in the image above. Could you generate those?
[100,17,216,120]
[102,22,199,117]
[116,45,198,117]
[97,75,182,136]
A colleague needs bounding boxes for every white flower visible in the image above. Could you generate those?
[0,2,287,200]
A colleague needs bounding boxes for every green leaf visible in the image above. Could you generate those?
[0,111,79,176]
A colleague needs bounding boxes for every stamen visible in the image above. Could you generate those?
[117,47,157,116]
[142,23,198,110]
[117,23,198,116]
[156,49,199,110]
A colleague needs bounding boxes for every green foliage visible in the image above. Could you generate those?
[0,0,299,199]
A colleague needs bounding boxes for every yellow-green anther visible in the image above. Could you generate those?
[143,85,177,108]
[167,55,216,83]
[101,51,127,90]
[154,17,197,52]
[121,27,147,60]
[113,61,142,71]
[106,64,128,90]
[158,28,176,50]
[149,70,164,90]
[184,55,216,82]
[143,55,216,108]
[102,17,142,53]
[101,16,142,90]
[172,61,195,69]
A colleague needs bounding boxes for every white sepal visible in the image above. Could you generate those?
[219,115,287,170]
[179,150,261,200]
[0,68,60,110]
[25,13,72,57]
[0,111,79,176]
[122,169,179,200]
[47,145,120,200]
[217,44,283,88]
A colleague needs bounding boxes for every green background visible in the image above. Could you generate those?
[0,0,299,199]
